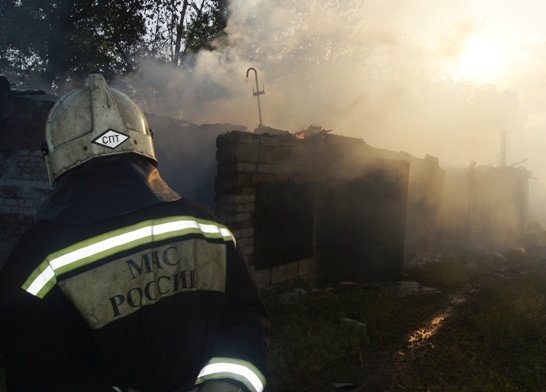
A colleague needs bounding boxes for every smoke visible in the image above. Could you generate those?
[119,0,517,159]
[118,0,546,223]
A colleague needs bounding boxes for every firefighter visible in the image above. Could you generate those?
[0,74,269,392]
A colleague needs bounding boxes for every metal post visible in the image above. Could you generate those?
[500,129,506,167]
[246,67,265,126]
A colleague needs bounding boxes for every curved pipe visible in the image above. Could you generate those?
[246,67,265,126]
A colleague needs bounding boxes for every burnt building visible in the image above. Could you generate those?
[215,130,411,286]
[214,129,456,287]
[359,148,446,267]
[440,164,530,251]
[0,79,532,289]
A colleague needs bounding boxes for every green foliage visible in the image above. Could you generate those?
[183,0,228,55]
[394,266,546,391]
[141,0,228,66]
[0,0,148,88]
[0,0,229,89]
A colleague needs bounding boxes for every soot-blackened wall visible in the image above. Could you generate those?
[215,131,410,287]
[0,92,56,268]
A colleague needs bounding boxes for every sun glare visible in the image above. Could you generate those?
[450,35,508,83]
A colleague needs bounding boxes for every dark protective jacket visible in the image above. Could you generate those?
[0,156,269,392]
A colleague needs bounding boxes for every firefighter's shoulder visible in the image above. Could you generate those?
[0,220,62,298]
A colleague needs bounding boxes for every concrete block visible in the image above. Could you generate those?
[299,257,318,275]
[216,193,255,204]
[216,173,254,188]
[217,142,259,163]
[269,164,285,174]
[216,134,235,149]
[250,173,276,183]
[257,163,273,173]
[235,143,259,162]
[279,164,294,174]
[236,163,257,173]
[271,261,300,284]
[216,144,236,162]
[259,136,282,147]
[237,236,254,248]
[220,211,252,224]
[250,267,271,288]
[235,132,256,144]
[240,227,255,237]
[241,244,254,256]
[258,145,292,164]
[218,202,255,214]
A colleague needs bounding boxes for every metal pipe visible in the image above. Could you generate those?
[509,158,528,167]
[500,129,506,167]
[246,67,265,126]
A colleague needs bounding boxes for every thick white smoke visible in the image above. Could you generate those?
[119,0,546,223]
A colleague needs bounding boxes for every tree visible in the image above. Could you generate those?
[0,0,229,90]
[0,0,148,90]
[142,0,228,66]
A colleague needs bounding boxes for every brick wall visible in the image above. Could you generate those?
[215,131,321,287]
[0,94,55,150]
[215,131,411,288]
[0,94,55,267]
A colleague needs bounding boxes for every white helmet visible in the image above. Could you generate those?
[44,74,157,184]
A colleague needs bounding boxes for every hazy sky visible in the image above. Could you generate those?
[125,0,546,222]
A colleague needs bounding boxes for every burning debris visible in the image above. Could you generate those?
[294,125,332,140]
[253,124,332,141]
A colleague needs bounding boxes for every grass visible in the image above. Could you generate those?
[266,259,546,391]
[394,265,546,391]
[265,287,446,391]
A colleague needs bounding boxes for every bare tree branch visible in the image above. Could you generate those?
[172,0,190,65]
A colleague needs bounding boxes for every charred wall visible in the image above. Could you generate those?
[349,148,446,267]
[215,131,410,287]
[215,130,531,288]
[254,182,314,268]
[0,92,56,267]
[403,155,445,262]
[440,165,530,251]
[315,161,408,282]
[147,114,244,211]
